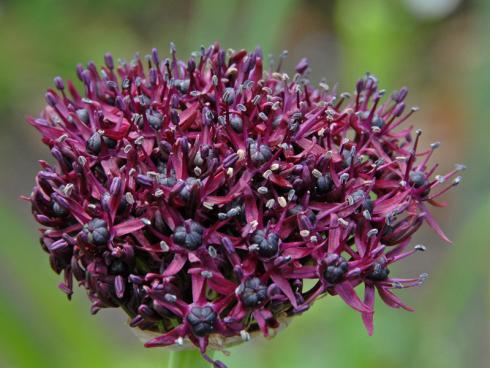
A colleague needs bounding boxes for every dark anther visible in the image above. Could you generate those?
[316,174,333,194]
[237,277,267,308]
[249,142,272,166]
[82,218,110,246]
[251,230,279,258]
[186,306,217,337]
[323,255,348,284]
[86,132,102,155]
[173,221,204,251]
[367,262,390,281]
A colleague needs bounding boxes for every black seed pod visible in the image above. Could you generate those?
[249,142,272,165]
[86,132,102,155]
[252,230,279,258]
[146,109,164,130]
[82,218,110,246]
[178,177,201,201]
[186,306,216,337]
[367,263,390,281]
[409,171,427,188]
[52,200,68,217]
[230,114,243,133]
[109,259,129,276]
[371,115,385,128]
[103,136,117,148]
[323,256,348,284]
[316,174,333,194]
[173,221,204,251]
[175,79,190,94]
[238,277,267,307]
[76,109,90,124]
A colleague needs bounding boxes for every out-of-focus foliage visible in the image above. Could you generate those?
[0,0,488,367]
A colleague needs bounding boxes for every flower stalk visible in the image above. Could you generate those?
[169,350,213,368]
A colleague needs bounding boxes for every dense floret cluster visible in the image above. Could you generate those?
[26,43,462,367]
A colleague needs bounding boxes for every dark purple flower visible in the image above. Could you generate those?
[25,43,463,367]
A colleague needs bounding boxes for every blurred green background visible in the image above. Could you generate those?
[0,0,488,367]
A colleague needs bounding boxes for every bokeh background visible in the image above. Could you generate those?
[0,0,488,367]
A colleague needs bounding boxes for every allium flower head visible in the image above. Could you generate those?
[26,43,463,367]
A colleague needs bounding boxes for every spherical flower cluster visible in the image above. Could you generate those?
[26,43,463,367]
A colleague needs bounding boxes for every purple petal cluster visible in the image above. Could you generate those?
[26,43,462,367]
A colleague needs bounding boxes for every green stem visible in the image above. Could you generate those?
[168,349,214,368]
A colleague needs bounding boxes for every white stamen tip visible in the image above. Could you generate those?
[201,270,213,278]
[203,202,214,210]
[63,184,74,196]
[338,218,349,227]
[125,192,135,205]
[240,330,251,342]
[266,199,276,209]
[300,229,310,237]
[237,149,246,160]
[257,186,269,195]
[277,196,287,208]
[208,246,218,258]
[453,176,462,186]
[455,163,466,171]
[160,241,169,252]
[312,169,322,178]
[263,169,273,179]
[77,156,87,166]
